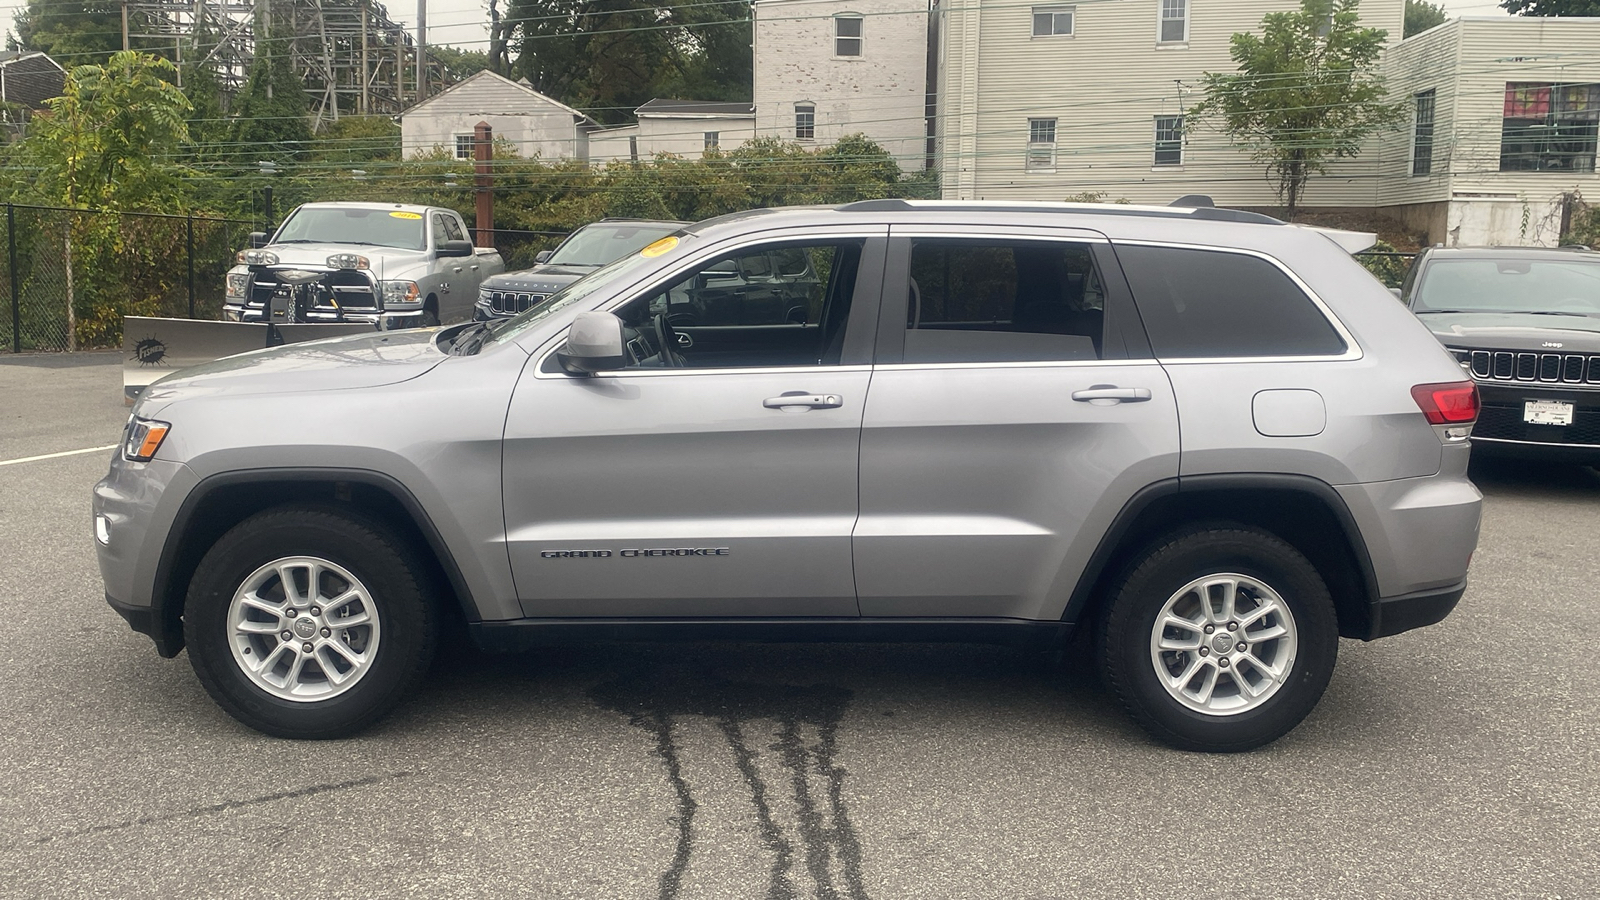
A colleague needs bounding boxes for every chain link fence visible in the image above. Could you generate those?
[0,205,257,353]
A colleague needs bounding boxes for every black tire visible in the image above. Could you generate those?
[183,504,438,739]
[419,303,440,327]
[1097,524,1338,752]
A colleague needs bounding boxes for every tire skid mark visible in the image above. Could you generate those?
[590,664,869,900]
[31,771,411,845]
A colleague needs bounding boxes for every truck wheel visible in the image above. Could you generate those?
[183,505,437,739]
[420,299,440,327]
[1098,524,1337,752]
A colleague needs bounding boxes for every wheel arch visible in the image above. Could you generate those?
[1063,474,1381,641]
[148,468,480,659]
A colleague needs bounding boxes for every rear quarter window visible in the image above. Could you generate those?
[1116,245,1346,358]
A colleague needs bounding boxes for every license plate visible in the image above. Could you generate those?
[1524,400,1575,426]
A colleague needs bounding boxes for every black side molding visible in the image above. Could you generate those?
[471,617,1073,652]
[1369,582,1465,639]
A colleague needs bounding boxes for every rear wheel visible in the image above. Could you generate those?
[1098,524,1338,752]
[184,505,438,738]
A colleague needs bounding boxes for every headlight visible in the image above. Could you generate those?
[381,280,420,305]
[225,272,249,300]
[239,249,279,266]
[327,253,371,270]
[123,417,171,462]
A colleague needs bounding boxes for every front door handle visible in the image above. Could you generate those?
[763,392,844,410]
[1071,385,1153,403]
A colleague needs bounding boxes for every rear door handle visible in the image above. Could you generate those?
[763,392,844,410]
[1071,386,1153,403]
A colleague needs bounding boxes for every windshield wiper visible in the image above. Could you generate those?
[1525,310,1596,317]
[450,322,493,356]
[270,239,320,244]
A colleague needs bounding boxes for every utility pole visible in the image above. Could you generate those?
[415,0,427,102]
[360,2,370,115]
[121,2,130,51]
[474,121,493,249]
[395,27,404,107]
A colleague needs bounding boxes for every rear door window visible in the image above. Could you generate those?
[903,239,1109,362]
[1116,245,1346,358]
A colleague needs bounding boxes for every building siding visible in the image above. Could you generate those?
[754,0,932,170]
[939,0,1405,208]
[401,72,592,162]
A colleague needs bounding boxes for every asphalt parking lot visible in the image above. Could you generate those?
[1,351,1597,900]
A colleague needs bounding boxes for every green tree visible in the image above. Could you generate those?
[228,6,312,160]
[1500,0,1600,14]
[15,51,192,347]
[1191,0,1403,219]
[1403,0,1448,36]
[428,45,491,84]
[13,0,125,65]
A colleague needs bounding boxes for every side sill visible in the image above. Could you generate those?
[1365,580,1466,641]
[470,617,1075,652]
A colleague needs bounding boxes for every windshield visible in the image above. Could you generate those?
[1414,258,1600,315]
[547,222,681,267]
[484,240,681,347]
[274,207,426,251]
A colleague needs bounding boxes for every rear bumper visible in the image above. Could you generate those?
[1367,581,1465,639]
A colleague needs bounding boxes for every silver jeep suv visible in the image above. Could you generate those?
[94,200,1483,751]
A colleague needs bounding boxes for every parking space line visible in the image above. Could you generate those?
[0,444,119,467]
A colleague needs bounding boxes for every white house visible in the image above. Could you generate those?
[753,0,933,171]
[638,99,756,157]
[935,0,1404,206]
[1379,16,1600,246]
[399,70,599,162]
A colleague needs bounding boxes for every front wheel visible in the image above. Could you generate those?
[183,505,438,738]
[1098,525,1338,752]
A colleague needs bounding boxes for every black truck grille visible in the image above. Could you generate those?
[1473,401,1600,445]
[1451,348,1600,385]
[486,291,547,315]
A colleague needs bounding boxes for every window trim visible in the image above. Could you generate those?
[1157,0,1188,45]
[795,102,817,141]
[1031,5,1075,38]
[704,131,720,150]
[1111,239,1362,363]
[1026,117,1057,172]
[1153,114,1184,168]
[453,134,475,160]
[834,14,864,57]
[1412,89,1436,177]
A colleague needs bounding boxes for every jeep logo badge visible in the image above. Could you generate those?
[1543,341,1563,348]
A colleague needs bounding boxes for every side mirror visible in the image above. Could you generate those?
[439,239,474,258]
[248,231,269,249]
[556,311,628,374]
[1388,287,1403,301]
[534,250,552,264]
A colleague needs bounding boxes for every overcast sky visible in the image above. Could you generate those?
[3,0,1510,70]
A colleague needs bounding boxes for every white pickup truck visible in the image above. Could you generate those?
[223,202,506,328]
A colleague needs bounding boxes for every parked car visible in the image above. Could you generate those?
[474,218,685,320]
[1399,245,1600,463]
[224,202,505,327]
[97,198,1482,751]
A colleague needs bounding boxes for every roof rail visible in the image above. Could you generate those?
[834,198,1282,226]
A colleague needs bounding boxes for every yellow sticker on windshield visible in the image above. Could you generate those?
[389,211,423,220]
[640,236,679,258]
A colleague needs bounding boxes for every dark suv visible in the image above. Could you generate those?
[475,218,685,319]
[1401,246,1600,462]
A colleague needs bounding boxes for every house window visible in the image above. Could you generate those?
[1154,115,1183,166]
[1027,117,1057,171]
[835,15,863,57]
[1500,82,1599,173]
[454,134,475,160]
[705,131,720,150]
[1031,6,1074,37]
[1159,0,1188,43]
[1412,90,1435,176]
[628,135,638,162]
[796,103,816,141]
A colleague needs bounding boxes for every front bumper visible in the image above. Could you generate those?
[94,456,194,658]
[1467,382,1600,461]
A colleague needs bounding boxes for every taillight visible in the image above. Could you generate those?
[1411,381,1479,425]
